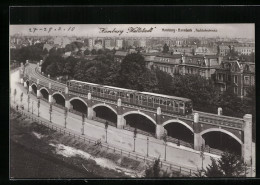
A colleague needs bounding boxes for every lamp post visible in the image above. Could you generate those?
[32,101,34,114]
[27,95,30,112]
[147,137,149,157]
[105,121,108,143]
[82,113,85,135]
[133,128,137,152]
[162,131,167,161]
[200,145,205,170]
[64,108,68,128]
[49,103,52,123]
[20,92,23,106]
[37,99,40,117]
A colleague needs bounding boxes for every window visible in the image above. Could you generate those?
[234,87,238,94]
[234,75,238,84]
[244,88,248,96]
[244,76,250,85]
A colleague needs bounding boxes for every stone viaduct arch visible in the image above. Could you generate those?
[122,110,157,125]
[200,128,243,145]
[162,119,194,133]
[92,103,117,114]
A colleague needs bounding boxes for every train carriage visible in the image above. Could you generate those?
[67,80,193,116]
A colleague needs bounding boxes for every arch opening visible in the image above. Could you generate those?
[40,88,49,100]
[124,113,156,137]
[202,131,242,156]
[164,122,194,146]
[93,106,117,127]
[31,84,37,95]
[70,98,88,116]
[53,93,65,107]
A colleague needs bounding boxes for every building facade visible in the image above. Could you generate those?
[215,60,255,98]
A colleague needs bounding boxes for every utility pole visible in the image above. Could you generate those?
[37,99,40,117]
[49,103,52,123]
[105,121,108,143]
[27,95,30,112]
[64,108,68,128]
[133,128,137,152]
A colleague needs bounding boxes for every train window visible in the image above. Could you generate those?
[142,96,147,102]
[175,102,179,107]
[179,103,184,107]
[163,100,167,105]
[155,98,159,104]
[148,97,152,103]
[167,101,171,106]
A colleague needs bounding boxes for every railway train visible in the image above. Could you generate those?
[67,80,193,116]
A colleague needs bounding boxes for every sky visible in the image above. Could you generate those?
[10,24,255,39]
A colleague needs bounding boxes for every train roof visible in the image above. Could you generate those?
[69,80,100,86]
[139,91,191,102]
[102,85,137,92]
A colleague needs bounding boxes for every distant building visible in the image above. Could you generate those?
[233,44,255,55]
[218,45,230,56]
[104,39,111,49]
[179,55,221,79]
[215,60,255,98]
[195,46,218,55]
[144,53,182,76]
[170,46,194,55]
[116,39,123,49]
[54,37,71,48]
[43,43,54,52]
[144,53,222,79]
[140,40,147,48]
[87,38,94,49]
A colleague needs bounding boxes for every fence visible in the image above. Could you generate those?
[11,105,197,177]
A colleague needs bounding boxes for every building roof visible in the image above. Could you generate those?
[219,45,230,49]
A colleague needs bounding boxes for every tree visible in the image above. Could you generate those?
[91,49,97,55]
[203,151,247,177]
[145,157,161,177]
[119,53,154,90]
[84,49,90,55]
[97,49,104,55]
[204,157,223,177]
[218,151,247,177]
[162,43,169,53]
[43,48,48,55]
[45,62,57,77]
[171,74,219,113]
[155,69,173,95]
[218,87,244,117]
